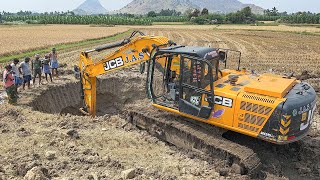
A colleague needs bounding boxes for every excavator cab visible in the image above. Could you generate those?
[148,46,224,119]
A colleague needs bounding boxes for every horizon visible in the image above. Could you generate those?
[0,0,319,13]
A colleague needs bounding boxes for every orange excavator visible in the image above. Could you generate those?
[79,31,317,145]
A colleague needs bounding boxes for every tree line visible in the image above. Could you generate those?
[184,7,320,24]
[2,15,152,25]
[1,7,320,25]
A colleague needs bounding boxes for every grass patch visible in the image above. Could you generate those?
[0,30,131,63]
[252,22,279,26]
[152,22,187,25]
[285,24,320,27]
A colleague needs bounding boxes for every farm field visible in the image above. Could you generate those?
[1,24,320,179]
[129,24,320,33]
[2,24,320,58]
[0,25,130,57]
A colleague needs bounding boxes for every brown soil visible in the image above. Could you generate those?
[1,27,320,180]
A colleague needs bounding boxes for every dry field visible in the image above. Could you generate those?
[0,25,130,56]
[51,26,320,90]
[1,24,320,57]
[127,24,320,33]
[142,28,320,74]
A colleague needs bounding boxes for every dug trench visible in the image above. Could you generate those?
[26,74,320,180]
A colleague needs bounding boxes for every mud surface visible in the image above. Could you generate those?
[223,131,320,180]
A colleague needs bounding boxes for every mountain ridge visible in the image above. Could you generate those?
[115,0,264,14]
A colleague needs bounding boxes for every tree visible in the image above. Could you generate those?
[242,7,253,17]
[271,7,278,16]
[226,7,255,24]
[191,16,207,24]
[201,8,209,16]
[184,9,193,17]
[264,9,271,16]
[147,11,157,17]
[189,9,200,18]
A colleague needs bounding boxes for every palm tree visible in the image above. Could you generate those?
[271,7,278,16]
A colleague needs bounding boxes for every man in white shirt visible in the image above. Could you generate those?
[10,58,22,94]
[19,57,32,90]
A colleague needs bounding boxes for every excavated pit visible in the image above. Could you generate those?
[29,76,147,116]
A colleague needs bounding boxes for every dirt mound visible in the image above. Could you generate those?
[223,130,320,179]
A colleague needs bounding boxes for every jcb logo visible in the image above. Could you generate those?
[214,96,233,108]
[206,96,233,108]
[104,57,124,71]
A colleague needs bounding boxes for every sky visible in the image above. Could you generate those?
[0,0,319,13]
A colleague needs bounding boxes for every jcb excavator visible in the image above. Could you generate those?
[79,31,317,145]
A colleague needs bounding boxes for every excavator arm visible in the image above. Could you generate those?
[79,31,173,116]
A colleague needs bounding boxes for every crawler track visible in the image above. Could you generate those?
[127,108,261,175]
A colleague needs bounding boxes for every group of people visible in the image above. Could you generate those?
[2,48,59,104]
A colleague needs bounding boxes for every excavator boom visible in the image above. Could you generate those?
[79,31,172,116]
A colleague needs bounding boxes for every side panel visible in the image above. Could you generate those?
[206,91,237,127]
[232,92,284,137]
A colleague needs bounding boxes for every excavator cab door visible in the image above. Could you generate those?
[148,54,180,109]
[178,55,214,119]
[148,52,214,120]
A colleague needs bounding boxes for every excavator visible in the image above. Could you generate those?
[79,31,317,146]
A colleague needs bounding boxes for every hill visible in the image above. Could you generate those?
[116,0,264,15]
[73,0,108,15]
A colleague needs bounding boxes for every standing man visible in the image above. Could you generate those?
[10,58,22,94]
[19,57,32,90]
[32,54,42,86]
[43,54,53,83]
[50,48,59,78]
[3,65,17,104]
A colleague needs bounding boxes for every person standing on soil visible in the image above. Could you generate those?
[32,54,42,86]
[2,65,17,104]
[19,57,32,90]
[50,48,59,78]
[10,59,22,95]
[43,54,53,83]
[73,65,80,79]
